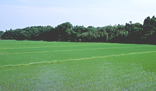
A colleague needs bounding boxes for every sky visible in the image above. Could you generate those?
[0,0,156,31]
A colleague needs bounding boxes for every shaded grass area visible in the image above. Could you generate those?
[0,40,156,90]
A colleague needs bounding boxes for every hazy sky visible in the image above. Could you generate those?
[0,0,156,31]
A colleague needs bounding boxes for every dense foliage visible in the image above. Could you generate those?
[0,31,4,38]
[2,16,156,44]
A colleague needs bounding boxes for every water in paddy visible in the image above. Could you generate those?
[1,58,156,91]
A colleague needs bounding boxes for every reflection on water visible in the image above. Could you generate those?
[0,59,156,91]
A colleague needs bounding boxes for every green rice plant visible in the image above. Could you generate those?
[0,40,156,91]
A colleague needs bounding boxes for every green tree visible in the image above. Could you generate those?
[125,22,143,43]
[2,29,15,39]
[73,25,88,33]
[43,26,55,41]
[18,31,31,40]
[66,28,77,42]
[143,16,156,43]
[55,22,73,41]
[0,31,4,38]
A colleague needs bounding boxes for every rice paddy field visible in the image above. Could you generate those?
[0,40,156,91]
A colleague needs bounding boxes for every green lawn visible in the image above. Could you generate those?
[0,40,156,91]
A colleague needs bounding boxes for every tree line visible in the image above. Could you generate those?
[1,16,156,44]
[0,31,4,38]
